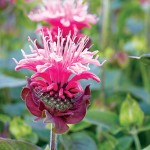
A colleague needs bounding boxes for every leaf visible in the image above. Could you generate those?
[129,54,150,65]
[3,103,26,116]
[33,129,49,142]
[9,117,32,138]
[84,110,120,133]
[0,114,11,123]
[143,145,150,150]
[0,138,42,150]
[140,54,150,65]
[44,145,50,150]
[115,136,133,150]
[138,117,150,133]
[116,86,150,104]
[69,132,97,150]
[0,121,4,133]
[119,94,144,127]
[9,117,38,144]
[129,87,150,104]
[99,141,114,150]
[140,102,150,115]
[70,121,91,132]
[25,116,49,142]
[0,74,26,88]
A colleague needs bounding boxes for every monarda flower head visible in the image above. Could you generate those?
[13,29,101,134]
[28,0,97,39]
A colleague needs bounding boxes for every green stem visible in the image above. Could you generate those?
[133,133,141,150]
[145,0,150,48]
[140,63,150,92]
[101,0,110,50]
[50,124,57,150]
[131,128,141,150]
[100,0,110,103]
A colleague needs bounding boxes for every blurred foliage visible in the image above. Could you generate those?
[0,0,150,150]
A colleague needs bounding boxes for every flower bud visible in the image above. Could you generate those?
[119,94,144,127]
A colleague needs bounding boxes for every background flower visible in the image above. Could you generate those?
[28,0,97,41]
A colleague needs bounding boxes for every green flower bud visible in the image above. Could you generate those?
[119,94,144,127]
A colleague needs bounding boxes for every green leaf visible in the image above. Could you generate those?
[70,121,91,132]
[25,116,49,142]
[138,117,150,133]
[140,54,150,65]
[23,133,38,144]
[0,114,11,123]
[0,138,42,150]
[99,141,114,150]
[0,121,4,133]
[9,117,32,139]
[129,54,150,65]
[129,87,150,104]
[0,74,26,88]
[115,136,133,150]
[143,145,150,150]
[119,94,144,127]
[33,129,49,142]
[97,127,118,145]
[69,132,97,150]
[44,145,50,150]
[140,102,150,115]
[9,117,38,144]
[84,110,120,133]
[3,103,26,116]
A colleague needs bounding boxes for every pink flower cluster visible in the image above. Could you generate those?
[14,0,100,134]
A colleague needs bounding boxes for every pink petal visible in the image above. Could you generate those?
[64,90,73,98]
[65,81,82,91]
[47,83,58,91]
[59,88,64,97]
[69,72,100,83]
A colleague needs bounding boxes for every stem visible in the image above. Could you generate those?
[50,124,57,150]
[101,0,110,50]
[131,128,141,150]
[133,133,141,150]
[145,0,150,48]
[99,0,111,104]
[140,63,150,92]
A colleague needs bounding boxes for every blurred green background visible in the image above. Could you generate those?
[0,0,150,150]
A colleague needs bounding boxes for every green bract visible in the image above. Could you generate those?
[119,94,144,127]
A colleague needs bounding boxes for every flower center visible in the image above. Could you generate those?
[35,90,73,112]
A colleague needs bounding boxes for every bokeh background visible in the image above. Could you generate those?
[0,0,150,149]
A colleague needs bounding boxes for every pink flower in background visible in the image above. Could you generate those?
[14,29,101,134]
[139,0,150,10]
[28,0,97,38]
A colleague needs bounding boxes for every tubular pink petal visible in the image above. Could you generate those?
[69,72,100,83]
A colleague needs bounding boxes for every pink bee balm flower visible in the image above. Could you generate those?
[14,29,101,134]
[28,0,97,36]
